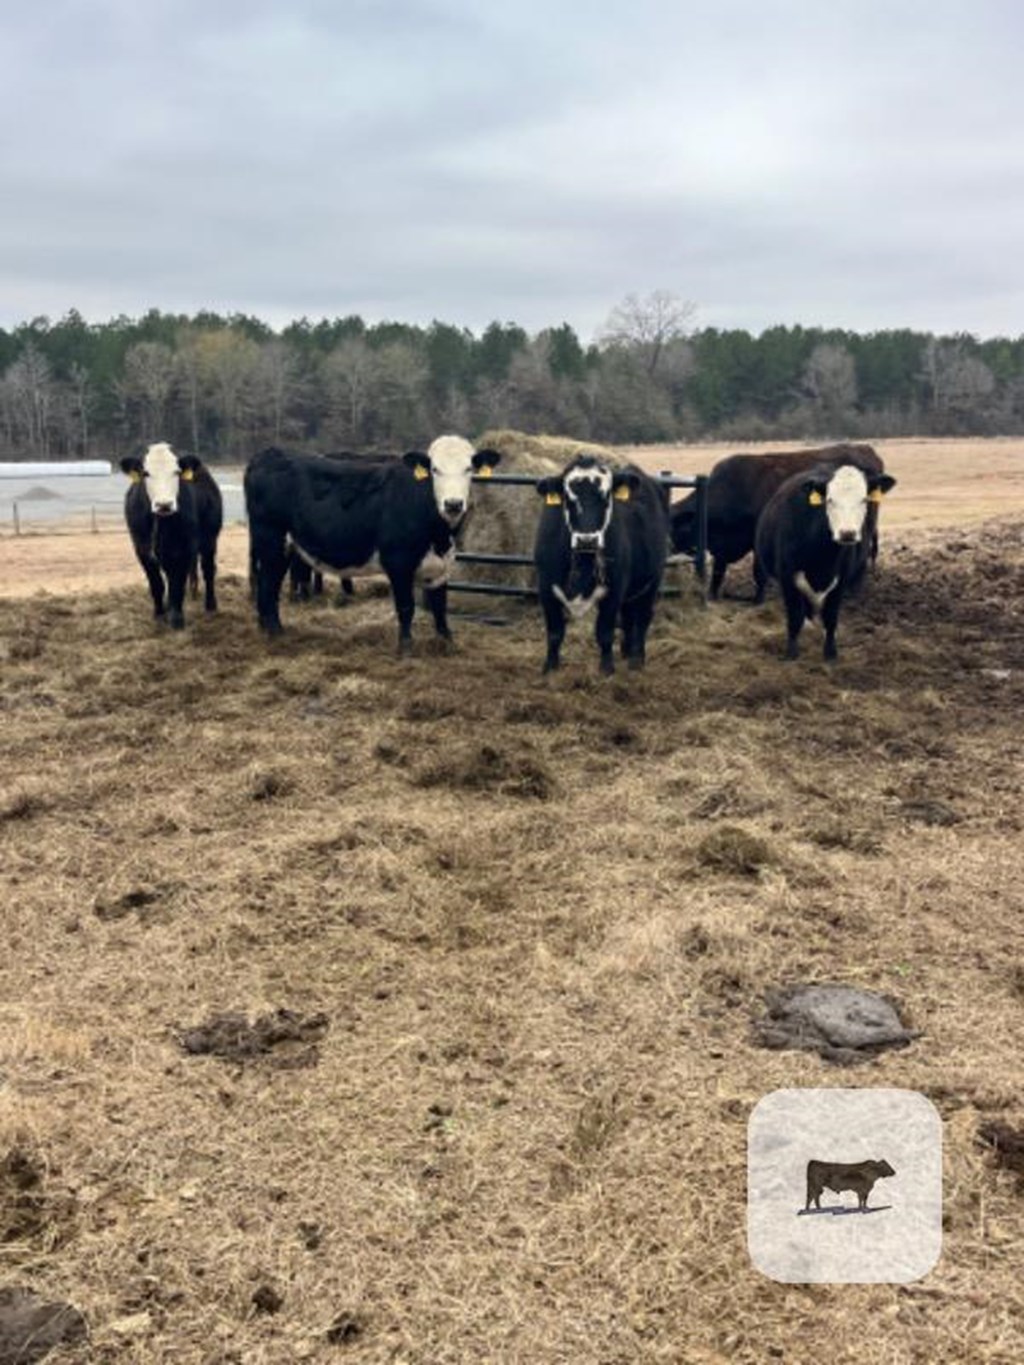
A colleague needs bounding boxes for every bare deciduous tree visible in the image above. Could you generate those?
[599,290,698,376]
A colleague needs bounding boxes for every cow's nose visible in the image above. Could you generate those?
[153,501,174,516]
[443,499,464,517]
[574,533,601,552]
[837,530,859,544]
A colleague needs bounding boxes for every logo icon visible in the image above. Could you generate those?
[748,1089,942,1282]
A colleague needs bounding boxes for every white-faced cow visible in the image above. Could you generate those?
[754,462,896,660]
[671,443,886,600]
[244,436,501,651]
[120,442,223,629]
[533,455,670,675]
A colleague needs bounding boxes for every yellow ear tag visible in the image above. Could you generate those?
[545,491,562,506]
[413,464,430,481]
[613,485,631,502]
[868,488,883,504]
[808,490,824,506]
[477,465,494,479]
[181,468,195,482]
[129,470,142,484]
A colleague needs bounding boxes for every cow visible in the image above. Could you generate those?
[754,462,896,661]
[244,436,501,650]
[670,443,886,601]
[533,455,670,675]
[805,1158,895,1211]
[120,442,223,629]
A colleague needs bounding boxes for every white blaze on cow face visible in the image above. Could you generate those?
[563,462,614,551]
[427,435,477,528]
[824,465,869,544]
[142,442,183,517]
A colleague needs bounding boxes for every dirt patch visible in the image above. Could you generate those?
[177,1009,330,1066]
[0,1286,87,1364]
[0,1144,75,1251]
[977,1122,1024,1187]
[414,741,555,800]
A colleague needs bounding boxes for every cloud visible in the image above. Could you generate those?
[2,1,1024,338]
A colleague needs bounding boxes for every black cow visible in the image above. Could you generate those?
[534,455,670,675]
[754,462,896,660]
[671,443,886,600]
[244,436,501,650]
[120,442,223,629]
[806,1158,895,1211]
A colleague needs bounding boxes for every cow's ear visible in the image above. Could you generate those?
[178,453,201,482]
[120,456,144,483]
[868,474,896,503]
[472,448,502,476]
[612,470,640,502]
[536,475,564,505]
[803,478,827,507]
[403,451,431,482]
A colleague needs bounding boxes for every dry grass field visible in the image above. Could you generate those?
[1,439,1024,1362]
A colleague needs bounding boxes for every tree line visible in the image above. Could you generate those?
[2,293,1023,462]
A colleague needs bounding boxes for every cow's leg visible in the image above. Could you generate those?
[313,571,324,597]
[540,590,565,674]
[388,566,416,654]
[595,595,618,675]
[165,557,190,630]
[709,555,727,600]
[200,540,218,612]
[753,555,769,604]
[781,581,807,660]
[135,547,166,619]
[251,525,288,634]
[626,589,657,670]
[188,555,199,601]
[424,584,452,642]
[821,586,844,662]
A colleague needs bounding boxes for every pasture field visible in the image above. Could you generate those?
[1,442,1024,1362]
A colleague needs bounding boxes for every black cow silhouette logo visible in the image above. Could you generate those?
[804,1158,895,1213]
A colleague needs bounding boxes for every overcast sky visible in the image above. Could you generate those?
[3,0,1023,341]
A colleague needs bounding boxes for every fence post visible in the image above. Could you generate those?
[12,501,19,536]
[91,504,98,533]
[693,474,709,591]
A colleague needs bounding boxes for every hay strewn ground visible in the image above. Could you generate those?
[1,507,1024,1361]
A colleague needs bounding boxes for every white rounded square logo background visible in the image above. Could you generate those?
[748,1088,942,1283]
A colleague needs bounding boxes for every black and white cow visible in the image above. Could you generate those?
[754,462,896,661]
[244,435,501,650]
[120,442,223,629]
[533,455,670,675]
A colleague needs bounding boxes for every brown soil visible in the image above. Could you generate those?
[0,456,1023,1360]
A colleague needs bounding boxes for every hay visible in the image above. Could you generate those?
[1,519,1024,1361]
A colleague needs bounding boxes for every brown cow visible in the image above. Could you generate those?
[670,443,885,600]
[805,1158,895,1211]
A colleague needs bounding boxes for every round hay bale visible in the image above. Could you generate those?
[460,430,623,588]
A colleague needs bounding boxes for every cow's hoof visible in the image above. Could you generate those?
[206,603,218,614]
[169,614,185,631]
[261,620,284,637]
[627,655,645,671]
[599,659,615,677]
[542,658,560,675]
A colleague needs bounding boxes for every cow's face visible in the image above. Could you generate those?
[536,459,640,617]
[404,436,501,528]
[121,443,198,517]
[804,466,896,544]
[873,1159,896,1177]
[538,458,639,555]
